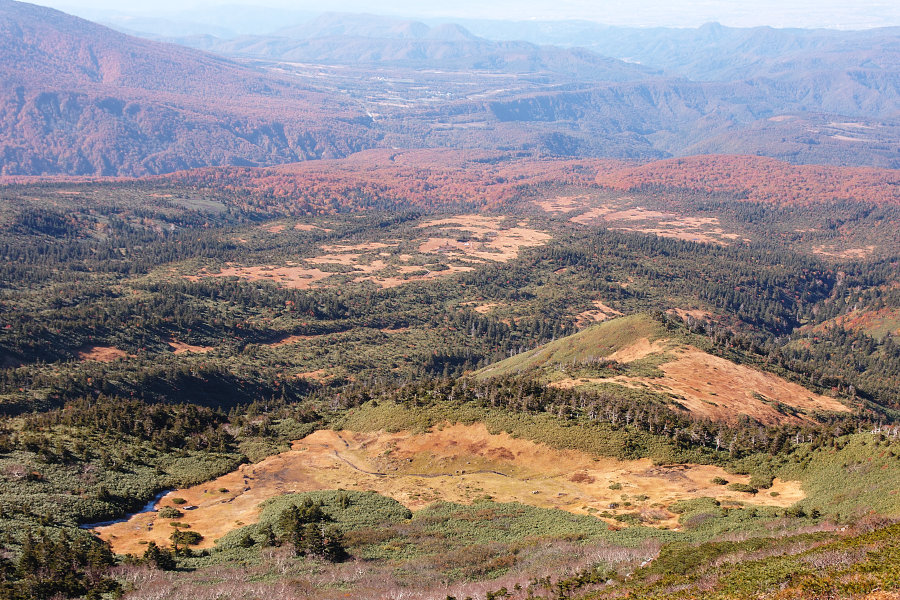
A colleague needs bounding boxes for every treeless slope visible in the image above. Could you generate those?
[801,306,900,341]
[476,314,670,379]
[567,346,851,425]
[74,345,128,362]
[595,155,900,205]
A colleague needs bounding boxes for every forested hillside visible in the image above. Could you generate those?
[595,155,900,205]
[0,0,374,176]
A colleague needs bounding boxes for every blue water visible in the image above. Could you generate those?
[80,489,171,529]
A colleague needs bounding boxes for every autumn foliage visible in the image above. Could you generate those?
[595,154,900,205]
[163,149,621,214]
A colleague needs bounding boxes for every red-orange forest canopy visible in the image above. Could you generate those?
[596,154,900,205]
[162,149,626,214]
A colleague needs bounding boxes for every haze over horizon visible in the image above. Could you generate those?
[27,0,900,31]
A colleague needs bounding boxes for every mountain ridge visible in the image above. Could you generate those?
[0,0,375,176]
[2,1,899,176]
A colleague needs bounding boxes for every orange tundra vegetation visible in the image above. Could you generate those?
[595,154,900,205]
[163,149,626,214]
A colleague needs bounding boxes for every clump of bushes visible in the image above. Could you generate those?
[171,529,203,548]
[749,474,774,489]
[277,499,348,562]
[570,471,596,484]
[157,506,182,519]
[727,483,758,494]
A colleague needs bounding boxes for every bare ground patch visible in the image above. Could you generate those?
[265,222,331,233]
[266,334,318,347]
[533,190,745,246]
[603,208,670,222]
[609,215,742,245]
[567,203,742,245]
[319,242,393,253]
[613,226,727,245]
[415,228,549,262]
[534,195,591,213]
[198,264,336,289]
[607,338,669,363]
[94,423,804,554]
[296,369,333,382]
[293,223,332,232]
[570,206,615,225]
[75,346,129,362]
[417,216,550,262]
[473,302,500,314]
[416,215,507,231]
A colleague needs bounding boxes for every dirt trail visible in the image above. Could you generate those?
[94,424,804,555]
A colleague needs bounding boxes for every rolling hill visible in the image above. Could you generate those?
[477,315,851,426]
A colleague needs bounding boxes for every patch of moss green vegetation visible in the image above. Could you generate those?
[475,314,673,380]
[777,434,900,519]
[621,521,900,599]
[200,491,673,581]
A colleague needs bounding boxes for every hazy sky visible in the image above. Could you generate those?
[32,0,900,29]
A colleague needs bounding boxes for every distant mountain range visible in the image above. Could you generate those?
[457,19,900,79]
[160,14,660,82]
[120,11,900,87]
[0,1,898,176]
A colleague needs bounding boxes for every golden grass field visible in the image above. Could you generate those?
[94,423,804,555]
[550,342,850,425]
